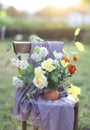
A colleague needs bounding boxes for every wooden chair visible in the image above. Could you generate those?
[13,41,79,130]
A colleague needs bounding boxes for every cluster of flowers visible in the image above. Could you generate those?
[12,47,78,89]
[10,28,84,99]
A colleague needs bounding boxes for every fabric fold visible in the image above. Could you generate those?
[13,41,75,130]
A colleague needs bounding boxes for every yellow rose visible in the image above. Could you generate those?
[33,75,48,89]
[41,58,56,72]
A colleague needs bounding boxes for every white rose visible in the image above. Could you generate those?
[39,47,49,58]
[33,75,48,89]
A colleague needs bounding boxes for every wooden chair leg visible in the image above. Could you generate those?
[73,102,78,130]
[33,125,38,130]
[22,121,27,130]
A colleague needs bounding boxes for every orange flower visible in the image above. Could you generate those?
[73,55,79,62]
[68,64,77,74]
[64,57,70,62]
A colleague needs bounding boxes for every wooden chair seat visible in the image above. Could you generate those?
[13,41,78,130]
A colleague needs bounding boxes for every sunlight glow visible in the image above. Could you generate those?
[1,0,80,13]
[50,0,80,8]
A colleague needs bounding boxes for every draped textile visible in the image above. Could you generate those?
[13,41,75,130]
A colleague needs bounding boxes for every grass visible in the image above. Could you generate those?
[0,39,90,130]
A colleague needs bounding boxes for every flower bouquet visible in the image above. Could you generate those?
[8,28,84,100]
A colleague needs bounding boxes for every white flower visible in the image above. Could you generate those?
[33,75,48,89]
[53,59,60,67]
[31,47,48,62]
[39,47,49,58]
[11,58,29,69]
[13,76,24,88]
[18,60,29,69]
[53,51,64,60]
[31,53,42,62]
[10,58,19,66]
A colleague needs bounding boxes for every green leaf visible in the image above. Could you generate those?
[6,43,11,51]
[44,88,51,92]
[25,93,31,98]
[27,64,34,73]
[5,59,11,67]
[23,78,28,84]
[52,75,58,82]
[28,79,33,85]
[33,46,40,53]
[19,69,25,75]
[31,89,37,94]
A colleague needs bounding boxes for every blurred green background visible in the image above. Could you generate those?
[0,0,90,130]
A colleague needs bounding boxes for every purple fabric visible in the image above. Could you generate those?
[37,97,74,130]
[13,41,75,130]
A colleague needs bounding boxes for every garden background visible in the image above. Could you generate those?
[0,0,90,130]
